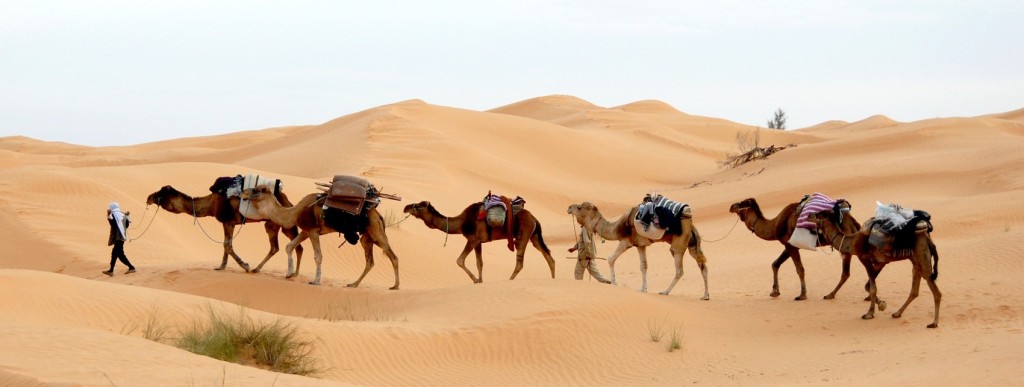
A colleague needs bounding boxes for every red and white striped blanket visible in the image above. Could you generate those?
[795,192,839,230]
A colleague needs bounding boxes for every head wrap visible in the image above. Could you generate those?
[108,202,127,239]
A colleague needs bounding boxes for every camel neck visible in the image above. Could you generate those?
[592,215,623,241]
[822,224,853,254]
[426,210,463,234]
[741,207,785,240]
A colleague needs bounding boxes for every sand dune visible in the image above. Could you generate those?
[1,96,1023,385]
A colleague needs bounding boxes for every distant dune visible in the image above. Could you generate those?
[1,96,1023,385]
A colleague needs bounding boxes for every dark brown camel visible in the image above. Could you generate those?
[567,202,710,300]
[809,209,941,328]
[728,197,860,300]
[402,201,556,283]
[242,185,401,289]
[145,185,303,272]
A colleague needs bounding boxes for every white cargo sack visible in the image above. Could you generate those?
[788,227,818,251]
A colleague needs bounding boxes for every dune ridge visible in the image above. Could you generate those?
[1,96,1023,385]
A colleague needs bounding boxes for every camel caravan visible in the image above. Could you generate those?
[142,175,942,328]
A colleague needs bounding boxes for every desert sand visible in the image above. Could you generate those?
[1,95,1022,386]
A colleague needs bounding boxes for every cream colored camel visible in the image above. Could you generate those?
[241,185,401,289]
[728,197,860,300]
[402,201,556,283]
[566,202,710,300]
[145,185,304,272]
[809,209,941,328]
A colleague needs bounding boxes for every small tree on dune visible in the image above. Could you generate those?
[767,108,787,130]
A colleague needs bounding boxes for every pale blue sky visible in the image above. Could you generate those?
[2,1,1021,146]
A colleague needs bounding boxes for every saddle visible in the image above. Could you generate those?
[867,202,933,255]
[634,193,690,238]
[316,175,400,244]
[322,175,379,216]
[478,192,525,251]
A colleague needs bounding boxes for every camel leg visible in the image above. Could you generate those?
[769,248,792,298]
[606,241,633,286]
[215,224,231,270]
[284,231,309,279]
[925,276,941,329]
[637,246,649,293]
[697,262,710,300]
[685,229,711,300]
[659,247,685,296]
[893,266,921,320]
[531,234,556,279]
[251,222,281,274]
[474,245,484,282]
[824,253,852,300]
[790,250,808,301]
[363,218,400,290]
[509,235,533,280]
[348,234,376,289]
[510,253,526,280]
[253,224,304,274]
[862,262,880,320]
[221,224,251,272]
[308,231,324,285]
[456,242,481,283]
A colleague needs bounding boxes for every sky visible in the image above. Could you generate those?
[2,1,1022,146]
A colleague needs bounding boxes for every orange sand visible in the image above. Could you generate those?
[1,95,1022,385]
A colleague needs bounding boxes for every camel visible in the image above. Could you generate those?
[566,202,710,300]
[809,209,941,328]
[728,197,860,300]
[145,185,304,272]
[241,185,401,289]
[402,201,556,283]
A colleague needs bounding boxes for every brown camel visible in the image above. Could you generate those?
[402,201,556,283]
[566,202,710,300]
[145,185,304,272]
[241,185,401,289]
[728,197,860,300]
[809,209,941,328]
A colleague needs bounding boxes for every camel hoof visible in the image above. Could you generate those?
[389,286,400,290]
[285,274,296,279]
[794,295,807,301]
[658,291,669,296]
[878,300,888,311]
[701,296,710,301]
[346,283,359,288]
[823,294,836,300]
[250,268,260,274]
[927,323,938,329]
[862,314,875,320]
[308,281,320,286]
[214,267,226,271]
[770,291,781,298]
[892,312,902,319]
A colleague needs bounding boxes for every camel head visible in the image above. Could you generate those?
[403,201,433,219]
[566,202,602,230]
[729,198,758,214]
[239,185,278,209]
[808,209,841,233]
[146,185,183,207]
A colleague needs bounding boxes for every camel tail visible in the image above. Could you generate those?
[929,239,939,281]
[534,222,551,254]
